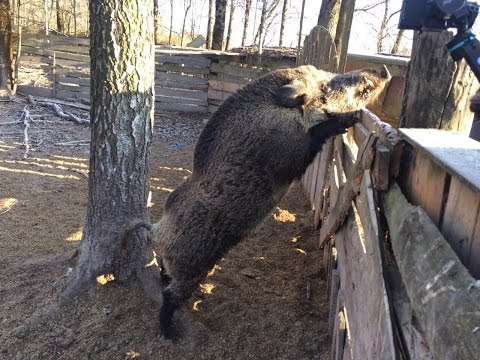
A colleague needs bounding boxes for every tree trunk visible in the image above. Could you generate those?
[225,0,235,50]
[296,0,306,65]
[241,0,252,47]
[0,0,12,90]
[73,0,155,286]
[181,0,192,46]
[317,0,341,38]
[56,0,64,33]
[400,31,478,133]
[154,0,161,44]
[44,0,49,35]
[391,29,404,54]
[257,0,267,55]
[211,0,227,50]
[334,0,355,72]
[207,0,214,49]
[376,0,388,53]
[279,0,288,47]
[168,0,173,45]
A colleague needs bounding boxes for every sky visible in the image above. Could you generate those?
[162,0,412,55]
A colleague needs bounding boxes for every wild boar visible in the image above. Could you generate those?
[152,64,390,338]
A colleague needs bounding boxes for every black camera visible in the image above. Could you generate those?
[399,0,480,81]
[399,0,479,32]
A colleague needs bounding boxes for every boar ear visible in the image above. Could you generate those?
[276,80,309,107]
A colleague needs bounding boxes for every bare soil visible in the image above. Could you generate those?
[0,99,330,360]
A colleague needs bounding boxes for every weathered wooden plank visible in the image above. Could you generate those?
[21,46,90,62]
[399,129,480,195]
[208,80,243,93]
[56,83,90,94]
[55,89,90,103]
[57,76,90,87]
[211,62,268,79]
[155,54,211,68]
[401,149,448,226]
[22,35,90,47]
[155,63,210,75]
[441,176,480,276]
[155,94,205,105]
[309,152,322,207]
[313,139,335,228]
[207,88,234,102]
[155,79,208,92]
[360,109,403,177]
[355,171,397,359]
[155,101,208,113]
[372,144,390,191]
[353,122,369,150]
[320,133,378,248]
[19,53,52,67]
[156,72,208,85]
[17,85,54,98]
[156,87,208,102]
[383,183,480,360]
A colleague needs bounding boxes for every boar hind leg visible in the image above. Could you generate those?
[159,278,200,339]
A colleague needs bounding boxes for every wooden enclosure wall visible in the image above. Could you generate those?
[17,34,407,121]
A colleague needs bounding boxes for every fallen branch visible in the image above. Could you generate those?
[20,105,31,159]
[319,132,378,248]
[42,102,90,126]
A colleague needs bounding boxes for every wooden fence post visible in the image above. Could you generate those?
[400,31,478,133]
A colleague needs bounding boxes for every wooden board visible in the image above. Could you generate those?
[441,176,480,277]
[155,101,208,113]
[156,87,208,102]
[401,149,448,226]
[383,183,480,359]
[208,80,243,93]
[400,128,480,194]
[155,54,211,68]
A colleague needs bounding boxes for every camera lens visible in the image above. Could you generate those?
[434,0,467,17]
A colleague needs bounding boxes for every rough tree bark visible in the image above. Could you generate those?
[212,0,227,50]
[56,0,64,33]
[334,0,355,71]
[62,0,159,300]
[279,0,288,47]
[225,0,235,50]
[317,0,341,36]
[207,0,215,49]
[0,0,12,90]
[241,0,252,47]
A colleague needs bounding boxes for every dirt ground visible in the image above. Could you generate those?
[0,99,330,360]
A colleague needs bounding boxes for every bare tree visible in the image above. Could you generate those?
[279,0,289,47]
[181,0,193,46]
[376,0,389,53]
[225,0,236,50]
[168,0,173,44]
[61,0,159,306]
[334,0,355,71]
[56,0,64,32]
[253,0,281,45]
[154,0,162,44]
[391,29,404,54]
[257,0,267,54]
[212,0,227,50]
[207,0,214,48]
[44,0,49,35]
[296,0,305,62]
[241,0,252,47]
[0,0,12,91]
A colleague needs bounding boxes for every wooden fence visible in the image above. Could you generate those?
[17,34,278,114]
[17,34,407,122]
[300,26,480,360]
